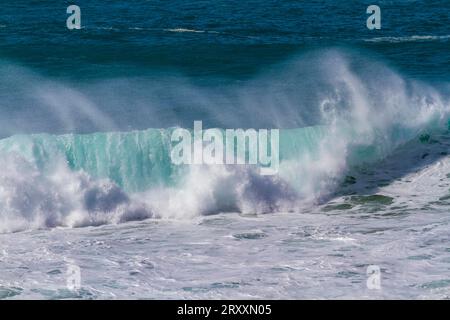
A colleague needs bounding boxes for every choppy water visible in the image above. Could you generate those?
[0,1,450,299]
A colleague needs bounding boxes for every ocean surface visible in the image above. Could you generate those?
[1,0,450,299]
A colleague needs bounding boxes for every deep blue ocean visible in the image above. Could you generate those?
[1,0,449,79]
[0,0,449,133]
[0,1,450,299]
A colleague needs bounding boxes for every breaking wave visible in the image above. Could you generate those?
[0,49,449,232]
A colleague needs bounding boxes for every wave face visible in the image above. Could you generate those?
[0,50,449,233]
[0,130,176,192]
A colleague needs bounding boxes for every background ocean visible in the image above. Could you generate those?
[0,0,450,299]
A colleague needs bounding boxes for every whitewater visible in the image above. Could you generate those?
[1,48,450,298]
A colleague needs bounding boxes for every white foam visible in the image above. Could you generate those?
[364,35,450,43]
[0,154,152,233]
[164,28,206,33]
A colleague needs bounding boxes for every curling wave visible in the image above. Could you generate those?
[0,49,449,232]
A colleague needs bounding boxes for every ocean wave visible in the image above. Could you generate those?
[364,35,450,43]
[0,124,447,233]
[0,49,449,232]
[164,28,207,33]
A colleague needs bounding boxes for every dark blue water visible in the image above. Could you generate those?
[1,0,449,80]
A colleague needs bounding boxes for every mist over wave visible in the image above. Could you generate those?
[0,49,449,233]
